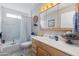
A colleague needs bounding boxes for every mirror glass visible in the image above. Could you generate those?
[40,3,75,30]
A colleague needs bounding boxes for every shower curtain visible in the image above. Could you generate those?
[2,7,31,43]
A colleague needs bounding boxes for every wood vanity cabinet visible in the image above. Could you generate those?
[32,39,71,56]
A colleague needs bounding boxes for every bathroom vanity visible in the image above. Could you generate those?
[32,36,79,56]
[32,39,70,56]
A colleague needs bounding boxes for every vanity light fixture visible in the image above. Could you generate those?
[47,3,52,8]
[40,7,44,12]
[40,3,58,13]
[44,4,48,11]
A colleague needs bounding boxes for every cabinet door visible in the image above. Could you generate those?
[52,48,69,56]
[37,47,49,56]
[32,39,70,56]
[32,39,38,56]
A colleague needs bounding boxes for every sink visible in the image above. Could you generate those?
[60,35,79,46]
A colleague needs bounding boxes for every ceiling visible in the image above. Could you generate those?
[0,3,42,16]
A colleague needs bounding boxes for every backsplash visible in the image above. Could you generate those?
[38,30,67,36]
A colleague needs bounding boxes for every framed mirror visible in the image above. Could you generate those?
[40,3,75,31]
[33,16,38,26]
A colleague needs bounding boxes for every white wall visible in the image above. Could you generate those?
[31,4,43,34]
[1,3,32,16]
[0,3,33,33]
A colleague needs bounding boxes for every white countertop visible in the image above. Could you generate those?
[31,35,79,56]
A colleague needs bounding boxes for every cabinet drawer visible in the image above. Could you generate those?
[32,43,37,48]
[32,48,37,53]
[37,47,49,56]
[32,39,35,43]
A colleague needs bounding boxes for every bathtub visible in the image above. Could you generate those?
[0,40,20,55]
[0,40,32,56]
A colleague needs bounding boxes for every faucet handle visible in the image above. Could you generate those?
[12,40,16,44]
[55,36,58,41]
[13,40,14,42]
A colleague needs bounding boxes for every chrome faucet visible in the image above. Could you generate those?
[12,40,16,44]
[54,36,58,41]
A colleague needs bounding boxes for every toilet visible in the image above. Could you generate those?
[20,41,32,48]
[20,41,32,56]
